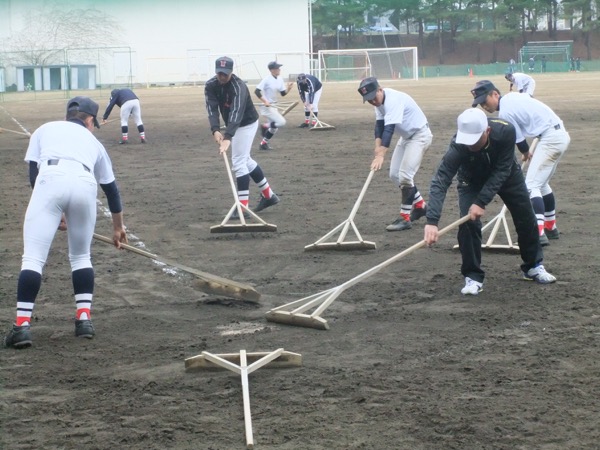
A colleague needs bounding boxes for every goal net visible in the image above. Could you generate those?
[518,41,573,71]
[317,47,418,82]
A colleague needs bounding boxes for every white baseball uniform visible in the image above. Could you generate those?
[510,73,536,96]
[256,75,287,128]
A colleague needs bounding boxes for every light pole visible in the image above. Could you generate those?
[336,24,342,80]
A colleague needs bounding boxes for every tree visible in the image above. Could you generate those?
[1,2,123,66]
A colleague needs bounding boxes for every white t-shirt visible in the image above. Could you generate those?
[256,75,285,104]
[25,120,116,184]
[374,88,428,139]
[498,92,563,143]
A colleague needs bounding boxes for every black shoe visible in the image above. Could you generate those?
[254,193,280,212]
[539,233,550,247]
[298,122,310,128]
[75,319,95,339]
[386,217,412,231]
[3,324,32,349]
[545,228,560,239]
[231,208,250,220]
[119,140,128,145]
[410,205,427,222]
[259,142,273,151]
[140,138,147,144]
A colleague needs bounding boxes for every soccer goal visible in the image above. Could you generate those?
[317,47,418,82]
[518,41,573,72]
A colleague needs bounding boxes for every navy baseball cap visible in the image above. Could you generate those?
[215,56,233,75]
[67,96,100,128]
[268,61,283,70]
[358,77,379,102]
[471,80,497,107]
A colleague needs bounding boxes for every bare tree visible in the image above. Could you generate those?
[1,2,123,66]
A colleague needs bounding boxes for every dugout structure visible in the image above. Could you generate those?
[317,47,418,82]
[518,41,573,72]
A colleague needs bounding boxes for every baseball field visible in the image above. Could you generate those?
[1,72,599,449]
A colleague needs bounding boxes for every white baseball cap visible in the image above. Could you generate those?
[455,108,488,145]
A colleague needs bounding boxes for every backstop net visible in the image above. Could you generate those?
[317,47,418,82]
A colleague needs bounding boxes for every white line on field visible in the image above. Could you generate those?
[0,105,32,135]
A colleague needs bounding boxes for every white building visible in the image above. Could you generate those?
[0,0,311,90]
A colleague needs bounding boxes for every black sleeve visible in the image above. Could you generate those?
[380,124,396,148]
[102,96,118,120]
[374,119,385,140]
[475,126,517,208]
[222,78,249,140]
[29,161,39,188]
[516,140,530,154]
[426,142,462,226]
[204,80,222,134]
[100,181,123,213]
[254,88,262,99]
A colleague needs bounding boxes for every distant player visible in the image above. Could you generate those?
[471,80,570,245]
[206,57,280,214]
[358,77,433,232]
[102,88,146,144]
[504,72,536,96]
[255,61,294,150]
[296,73,323,128]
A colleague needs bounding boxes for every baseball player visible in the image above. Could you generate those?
[102,88,146,144]
[358,77,433,231]
[504,72,536,96]
[296,73,323,128]
[254,61,294,150]
[424,108,556,295]
[3,96,127,349]
[205,57,280,215]
[471,80,570,245]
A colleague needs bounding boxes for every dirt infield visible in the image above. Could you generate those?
[1,72,599,450]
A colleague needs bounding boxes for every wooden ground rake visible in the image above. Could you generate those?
[210,152,277,233]
[309,112,335,131]
[305,169,376,251]
[453,138,537,252]
[267,215,471,330]
[93,234,260,302]
[185,348,302,449]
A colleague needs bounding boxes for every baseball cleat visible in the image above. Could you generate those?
[385,217,412,231]
[259,142,273,151]
[523,265,556,284]
[539,233,550,247]
[75,319,95,339]
[119,140,128,145]
[3,324,32,349]
[410,206,427,222]
[254,193,280,212]
[231,208,250,220]
[298,122,310,128]
[461,277,483,295]
[545,228,560,239]
[140,138,147,144]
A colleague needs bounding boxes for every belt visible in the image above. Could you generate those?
[537,124,561,138]
[47,159,91,173]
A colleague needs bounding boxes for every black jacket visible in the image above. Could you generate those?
[102,89,138,120]
[426,118,520,226]
[205,74,259,140]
